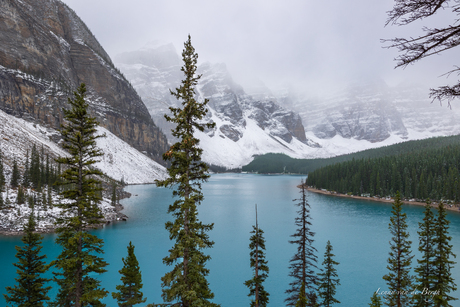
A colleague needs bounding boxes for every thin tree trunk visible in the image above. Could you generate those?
[302,187,306,289]
[255,204,259,307]
[183,143,191,307]
[75,146,84,307]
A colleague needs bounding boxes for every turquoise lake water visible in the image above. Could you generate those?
[1,173,460,306]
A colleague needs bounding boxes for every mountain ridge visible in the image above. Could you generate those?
[0,0,169,163]
[115,43,320,168]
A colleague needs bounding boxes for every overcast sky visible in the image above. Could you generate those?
[60,0,457,94]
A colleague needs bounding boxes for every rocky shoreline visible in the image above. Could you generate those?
[305,186,460,213]
[0,204,128,236]
[0,188,131,236]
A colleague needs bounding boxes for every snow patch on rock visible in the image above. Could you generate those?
[95,126,167,184]
[0,109,166,184]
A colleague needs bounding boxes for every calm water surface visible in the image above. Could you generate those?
[1,173,460,306]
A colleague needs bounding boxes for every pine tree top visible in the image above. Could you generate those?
[4,213,51,307]
[157,35,215,192]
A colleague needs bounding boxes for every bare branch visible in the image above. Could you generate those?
[386,0,448,26]
[385,0,460,102]
[430,82,460,107]
[383,24,460,68]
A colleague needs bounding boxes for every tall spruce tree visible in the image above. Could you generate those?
[382,192,414,307]
[30,145,40,189]
[0,190,3,209]
[285,179,318,307]
[16,186,25,205]
[432,202,457,306]
[244,205,269,307]
[22,150,30,188]
[45,154,50,186]
[0,151,4,208]
[111,183,117,206]
[317,240,340,307]
[4,213,51,306]
[0,150,5,191]
[47,186,52,209]
[414,200,436,307]
[40,146,46,186]
[112,241,147,307]
[155,35,218,307]
[51,83,108,307]
[11,159,20,189]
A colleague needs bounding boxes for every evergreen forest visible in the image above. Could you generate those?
[243,135,460,175]
[306,140,460,202]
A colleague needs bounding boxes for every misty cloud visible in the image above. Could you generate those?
[60,0,458,93]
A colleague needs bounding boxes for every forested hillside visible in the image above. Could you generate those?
[242,134,460,175]
[306,138,460,201]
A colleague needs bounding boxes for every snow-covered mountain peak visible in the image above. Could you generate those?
[197,61,245,97]
[274,79,460,155]
[115,43,318,167]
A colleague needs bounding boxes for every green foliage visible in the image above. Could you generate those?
[369,293,383,307]
[0,150,5,191]
[30,145,41,190]
[51,83,108,307]
[20,147,58,191]
[45,154,50,186]
[155,35,218,307]
[307,138,460,201]
[244,134,460,174]
[112,242,147,307]
[47,186,52,209]
[382,192,414,306]
[10,160,20,189]
[111,183,117,206]
[27,194,34,210]
[4,214,51,307]
[414,200,436,307]
[5,189,11,206]
[244,208,269,307]
[286,180,318,306]
[22,150,30,188]
[207,164,241,173]
[243,153,310,174]
[317,241,340,306]
[295,282,308,307]
[432,202,457,306]
[16,186,25,205]
[0,152,4,208]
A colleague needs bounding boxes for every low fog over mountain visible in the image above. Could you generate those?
[115,42,460,168]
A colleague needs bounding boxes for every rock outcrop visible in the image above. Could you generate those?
[0,0,169,162]
[281,80,409,143]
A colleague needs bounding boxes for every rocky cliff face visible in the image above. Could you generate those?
[0,0,169,161]
[276,80,412,143]
[115,44,318,167]
[309,81,408,142]
[269,78,460,155]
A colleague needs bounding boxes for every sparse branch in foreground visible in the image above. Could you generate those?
[385,0,448,26]
[385,0,460,103]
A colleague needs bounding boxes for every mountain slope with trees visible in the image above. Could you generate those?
[306,136,460,201]
[243,134,460,176]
